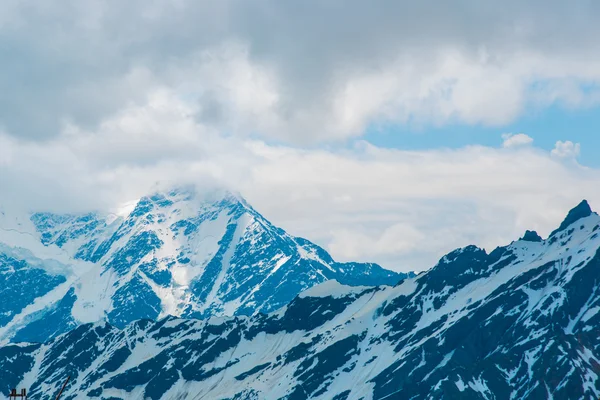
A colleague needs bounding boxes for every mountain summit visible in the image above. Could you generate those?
[550,199,595,237]
[0,187,404,343]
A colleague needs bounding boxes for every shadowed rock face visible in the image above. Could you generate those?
[0,188,405,343]
[2,201,600,399]
[521,230,543,242]
[550,199,593,237]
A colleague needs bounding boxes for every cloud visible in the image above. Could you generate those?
[551,140,581,159]
[328,223,426,260]
[2,1,600,142]
[2,1,600,273]
[1,92,599,272]
[502,133,534,148]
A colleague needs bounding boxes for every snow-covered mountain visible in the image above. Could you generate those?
[0,188,405,344]
[2,200,600,399]
[0,202,600,400]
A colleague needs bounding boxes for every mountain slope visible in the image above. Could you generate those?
[3,200,600,399]
[0,188,404,343]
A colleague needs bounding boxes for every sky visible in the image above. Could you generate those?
[1,0,600,272]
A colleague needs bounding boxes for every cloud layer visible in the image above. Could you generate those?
[2,0,600,142]
[0,91,595,272]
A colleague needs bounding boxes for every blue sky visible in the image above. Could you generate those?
[365,105,600,166]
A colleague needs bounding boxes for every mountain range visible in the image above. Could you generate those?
[0,188,405,345]
[2,195,600,399]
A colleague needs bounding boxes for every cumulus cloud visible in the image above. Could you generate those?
[502,133,534,148]
[551,140,582,159]
[2,0,600,142]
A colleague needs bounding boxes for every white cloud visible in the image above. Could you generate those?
[1,94,599,272]
[2,1,600,142]
[502,133,534,148]
[551,140,581,159]
[329,224,426,260]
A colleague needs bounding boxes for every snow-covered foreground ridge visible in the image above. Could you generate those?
[0,188,404,344]
[3,200,600,399]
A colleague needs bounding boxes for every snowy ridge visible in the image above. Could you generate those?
[2,200,600,398]
[0,187,404,344]
[297,279,370,299]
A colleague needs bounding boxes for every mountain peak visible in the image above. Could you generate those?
[127,186,251,219]
[151,185,242,204]
[550,199,594,237]
[520,230,543,242]
[12,186,402,343]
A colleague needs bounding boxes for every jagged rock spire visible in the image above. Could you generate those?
[550,200,594,237]
[521,230,543,242]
